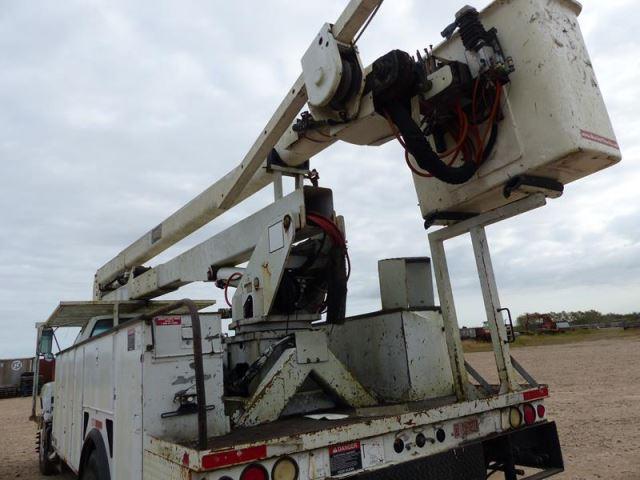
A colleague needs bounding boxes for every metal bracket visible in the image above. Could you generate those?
[428,194,547,401]
[234,346,376,427]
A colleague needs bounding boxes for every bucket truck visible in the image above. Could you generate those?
[32,0,620,479]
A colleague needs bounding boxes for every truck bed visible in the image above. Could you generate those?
[144,384,552,476]
[179,393,483,451]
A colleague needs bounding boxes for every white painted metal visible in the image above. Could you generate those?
[234,340,377,427]
[231,214,297,324]
[44,300,213,328]
[51,313,228,478]
[40,383,55,423]
[378,258,434,310]
[95,0,384,291]
[142,386,549,478]
[302,24,346,108]
[327,310,454,402]
[429,194,548,403]
[302,23,365,122]
[429,194,547,242]
[100,189,307,301]
[470,226,519,393]
[428,237,474,401]
[413,0,621,221]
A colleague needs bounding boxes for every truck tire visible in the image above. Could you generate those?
[82,452,100,480]
[38,424,57,475]
[82,449,110,480]
[80,430,110,480]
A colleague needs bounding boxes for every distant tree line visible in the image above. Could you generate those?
[516,310,640,328]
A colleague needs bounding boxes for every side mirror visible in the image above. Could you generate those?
[39,328,54,356]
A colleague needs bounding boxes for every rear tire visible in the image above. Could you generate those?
[38,424,57,475]
[81,451,99,480]
[81,448,110,480]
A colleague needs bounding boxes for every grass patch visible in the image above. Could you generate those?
[462,328,640,353]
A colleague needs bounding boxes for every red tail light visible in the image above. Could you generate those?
[522,403,536,425]
[537,404,546,419]
[240,464,268,480]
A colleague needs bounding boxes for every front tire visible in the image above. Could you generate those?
[38,424,57,475]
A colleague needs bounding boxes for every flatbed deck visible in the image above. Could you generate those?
[169,385,544,453]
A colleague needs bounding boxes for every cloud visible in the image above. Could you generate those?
[0,0,638,357]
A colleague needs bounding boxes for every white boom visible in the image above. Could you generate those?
[94,0,383,293]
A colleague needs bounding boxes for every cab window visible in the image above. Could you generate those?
[90,319,113,337]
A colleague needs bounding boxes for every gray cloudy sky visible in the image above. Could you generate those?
[1,0,638,358]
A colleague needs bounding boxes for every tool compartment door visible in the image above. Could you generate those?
[152,313,221,359]
[143,313,229,443]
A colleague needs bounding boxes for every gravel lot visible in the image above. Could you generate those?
[1,335,638,479]
[467,335,640,480]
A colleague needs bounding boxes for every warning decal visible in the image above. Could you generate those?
[329,441,362,476]
[127,328,136,351]
[155,316,182,326]
[453,417,480,439]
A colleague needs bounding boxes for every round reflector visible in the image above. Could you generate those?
[523,403,536,425]
[508,407,523,429]
[272,457,299,480]
[393,438,405,453]
[240,464,268,480]
[537,404,546,419]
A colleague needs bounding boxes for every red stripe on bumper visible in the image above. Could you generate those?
[202,445,268,470]
[523,386,549,401]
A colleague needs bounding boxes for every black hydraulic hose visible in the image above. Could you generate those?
[385,102,478,185]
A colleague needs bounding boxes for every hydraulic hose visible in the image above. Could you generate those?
[385,102,478,185]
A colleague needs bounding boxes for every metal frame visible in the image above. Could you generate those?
[428,194,547,400]
[234,344,376,428]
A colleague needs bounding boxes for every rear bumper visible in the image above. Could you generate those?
[347,422,563,480]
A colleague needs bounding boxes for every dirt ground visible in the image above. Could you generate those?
[467,334,640,479]
[1,335,638,479]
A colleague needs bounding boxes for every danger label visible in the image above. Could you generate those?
[329,441,362,476]
[155,316,182,326]
[453,417,480,439]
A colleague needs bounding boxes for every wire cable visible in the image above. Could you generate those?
[353,0,384,45]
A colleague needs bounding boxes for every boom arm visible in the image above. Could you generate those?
[96,0,620,302]
[94,0,384,297]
